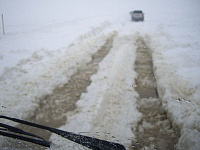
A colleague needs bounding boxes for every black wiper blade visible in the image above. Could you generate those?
[0,130,51,147]
[0,115,126,150]
[0,122,51,147]
[0,123,46,141]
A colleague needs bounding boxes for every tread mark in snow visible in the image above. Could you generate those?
[132,37,180,150]
[8,36,115,149]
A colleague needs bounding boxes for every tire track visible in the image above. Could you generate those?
[50,34,140,150]
[132,37,180,150]
[26,35,114,138]
[2,35,115,149]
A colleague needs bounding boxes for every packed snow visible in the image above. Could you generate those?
[0,0,200,149]
[50,33,141,149]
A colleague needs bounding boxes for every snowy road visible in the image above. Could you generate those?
[20,34,115,140]
[1,30,196,150]
[1,26,199,150]
[1,32,142,149]
[1,0,200,149]
[133,37,180,150]
[49,33,141,149]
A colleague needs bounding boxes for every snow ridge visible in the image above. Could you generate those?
[50,33,142,149]
[0,23,113,122]
[144,33,200,150]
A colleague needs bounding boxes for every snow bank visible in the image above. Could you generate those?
[50,33,141,149]
[147,34,200,150]
[0,23,114,122]
[143,12,200,150]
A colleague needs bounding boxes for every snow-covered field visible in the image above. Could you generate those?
[0,0,200,149]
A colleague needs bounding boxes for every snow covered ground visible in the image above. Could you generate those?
[50,32,141,149]
[0,0,200,149]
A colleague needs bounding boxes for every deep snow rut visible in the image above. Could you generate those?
[3,36,114,149]
[132,37,180,150]
[50,34,140,150]
[25,36,114,138]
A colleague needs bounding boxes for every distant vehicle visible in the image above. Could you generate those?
[130,10,144,22]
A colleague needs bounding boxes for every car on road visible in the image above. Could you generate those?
[130,10,144,22]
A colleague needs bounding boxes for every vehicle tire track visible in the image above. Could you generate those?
[26,35,114,138]
[2,35,115,149]
[132,37,180,150]
[49,34,140,150]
